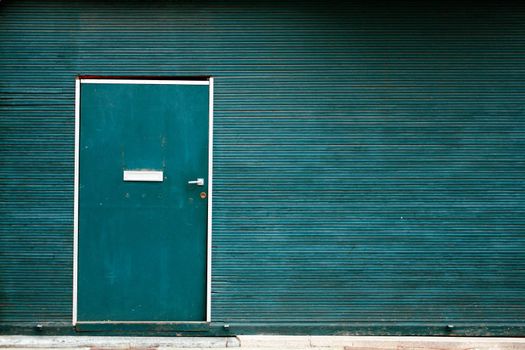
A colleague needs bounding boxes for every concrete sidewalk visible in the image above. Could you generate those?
[0,335,524,350]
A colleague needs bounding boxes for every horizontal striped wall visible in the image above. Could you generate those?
[1,0,524,334]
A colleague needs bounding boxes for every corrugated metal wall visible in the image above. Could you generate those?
[1,0,525,334]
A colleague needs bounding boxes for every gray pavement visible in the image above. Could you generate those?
[0,335,525,350]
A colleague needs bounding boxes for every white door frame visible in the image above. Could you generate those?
[73,77,214,325]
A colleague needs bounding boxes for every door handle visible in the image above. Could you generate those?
[188,178,204,186]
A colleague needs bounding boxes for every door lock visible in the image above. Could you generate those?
[188,178,204,186]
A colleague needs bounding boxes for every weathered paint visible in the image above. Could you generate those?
[0,0,524,335]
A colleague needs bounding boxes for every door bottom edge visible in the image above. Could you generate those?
[76,321,209,324]
[75,321,211,332]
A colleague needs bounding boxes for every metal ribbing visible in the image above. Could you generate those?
[1,1,524,329]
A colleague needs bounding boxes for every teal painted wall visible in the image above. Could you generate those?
[1,1,525,335]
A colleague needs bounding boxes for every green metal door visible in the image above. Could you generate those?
[76,79,211,323]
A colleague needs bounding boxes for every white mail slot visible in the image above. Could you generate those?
[123,170,164,182]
